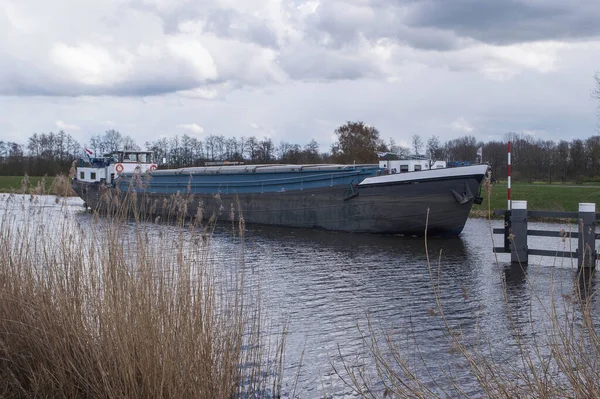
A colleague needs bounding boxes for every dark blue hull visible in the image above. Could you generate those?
[73,164,488,236]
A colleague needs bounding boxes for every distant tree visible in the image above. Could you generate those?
[204,135,217,161]
[145,137,169,166]
[556,140,570,182]
[484,140,509,181]
[277,141,294,161]
[446,135,478,162]
[278,142,302,163]
[257,137,275,163]
[411,134,423,156]
[214,135,225,160]
[331,121,387,164]
[303,139,320,163]
[570,139,585,182]
[122,135,140,151]
[103,129,122,152]
[426,135,444,160]
[246,136,259,162]
[585,135,600,177]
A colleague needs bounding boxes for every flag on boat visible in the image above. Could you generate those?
[476,147,482,157]
[85,148,93,156]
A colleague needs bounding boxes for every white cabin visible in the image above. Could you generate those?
[76,151,156,184]
[379,158,446,174]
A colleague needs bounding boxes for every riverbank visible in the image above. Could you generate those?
[471,182,600,217]
[0,175,55,193]
[0,175,76,196]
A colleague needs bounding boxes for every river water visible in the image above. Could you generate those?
[3,194,598,398]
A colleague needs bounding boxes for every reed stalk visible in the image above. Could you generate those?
[0,192,284,398]
[335,171,600,398]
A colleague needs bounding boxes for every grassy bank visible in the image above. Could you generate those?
[0,175,55,193]
[471,182,600,217]
[0,175,76,196]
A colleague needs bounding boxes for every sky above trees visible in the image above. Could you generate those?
[1,0,600,150]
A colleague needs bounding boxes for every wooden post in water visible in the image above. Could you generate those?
[578,203,597,269]
[510,200,528,264]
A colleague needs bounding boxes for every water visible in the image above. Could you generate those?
[3,194,598,398]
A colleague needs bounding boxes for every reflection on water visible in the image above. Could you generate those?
[4,195,599,398]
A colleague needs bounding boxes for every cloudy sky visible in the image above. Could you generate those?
[1,0,600,151]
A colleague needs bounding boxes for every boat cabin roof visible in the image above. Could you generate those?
[103,151,153,163]
[150,163,379,175]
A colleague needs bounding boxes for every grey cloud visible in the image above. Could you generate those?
[402,0,600,45]
[203,9,280,49]
[278,44,381,81]
[130,1,280,49]
[303,1,464,51]
[304,0,600,52]
[0,56,219,97]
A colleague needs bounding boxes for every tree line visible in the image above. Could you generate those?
[1,122,600,183]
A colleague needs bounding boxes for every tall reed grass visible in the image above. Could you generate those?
[0,192,284,398]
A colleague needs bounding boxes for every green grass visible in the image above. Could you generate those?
[0,176,55,193]
[472,182,600,213]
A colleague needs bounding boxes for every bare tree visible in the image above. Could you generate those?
[303,139,320,163]
[122,135,140,151]
[246,136,259,162]
[103,129,122,152]
[426,135,444,160]
[258,137,275,163]
[411,134,423,156]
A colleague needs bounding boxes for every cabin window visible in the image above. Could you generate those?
[90,172,96,180]
[400,164,409,173]
[414,165,422,171]
[138,153,147,163]
[80,172,85,179]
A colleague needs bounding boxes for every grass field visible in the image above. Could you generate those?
[0,176,55,193]
[472,182,600,214]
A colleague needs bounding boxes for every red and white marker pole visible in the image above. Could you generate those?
[507,141,511,210]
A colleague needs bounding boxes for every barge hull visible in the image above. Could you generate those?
[73,172,484,236]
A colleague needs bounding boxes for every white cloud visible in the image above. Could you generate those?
[177,123,205,134]
[55,120,81,131]
[522,129,547,136]
[1,0,600,150]
[449,117,474,133]
[50,42,127,86]
[177,87,219,99]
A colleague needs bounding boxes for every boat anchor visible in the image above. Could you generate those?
[451,182,474,204]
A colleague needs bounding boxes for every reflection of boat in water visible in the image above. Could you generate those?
[242,223,470,259]
[72,151,489,236]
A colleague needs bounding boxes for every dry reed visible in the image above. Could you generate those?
[335,170,600,398]
[0,192,284,398]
